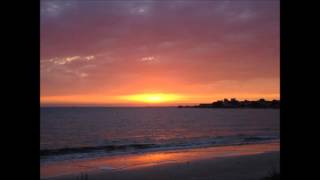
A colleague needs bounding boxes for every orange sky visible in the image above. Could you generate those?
[41,1,279,106]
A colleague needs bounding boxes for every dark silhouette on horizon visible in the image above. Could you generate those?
[178,98,280,109]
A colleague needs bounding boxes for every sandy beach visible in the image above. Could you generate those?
[41,142,279,180]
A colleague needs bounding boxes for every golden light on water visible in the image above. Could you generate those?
[41,143,280,178]
[120,93,182,104]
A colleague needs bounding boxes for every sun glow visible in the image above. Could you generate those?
[120,93,181,104]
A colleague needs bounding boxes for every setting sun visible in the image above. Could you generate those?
[120,93,182,104]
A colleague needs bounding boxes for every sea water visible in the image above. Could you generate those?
[40,107,279,163]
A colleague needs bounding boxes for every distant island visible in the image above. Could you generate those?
[178,98,280,109]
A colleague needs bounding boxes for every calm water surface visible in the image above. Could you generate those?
[40,107,279,162]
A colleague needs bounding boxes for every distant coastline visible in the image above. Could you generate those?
[178,98,280,109]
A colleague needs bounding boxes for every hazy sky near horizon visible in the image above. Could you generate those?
[41,0,279,106]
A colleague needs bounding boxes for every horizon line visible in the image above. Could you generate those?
[41,98,280,108]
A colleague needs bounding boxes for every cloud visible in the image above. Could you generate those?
[41,0,73,18]
[129,3,154,15]
[140,56,159,64]
[41,55,96,80]
[226,9,256,23]
[41,1,279,99]
[79,73,88,78]
[44,55,95,65]
[212,1,258,24]
[141,56,155,61]
[85,56,95,61]
[53,56,80,65]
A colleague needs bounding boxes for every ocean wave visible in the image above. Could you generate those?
[40,135,279,163]
[40,143,157,156]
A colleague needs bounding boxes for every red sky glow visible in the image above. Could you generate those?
[41,0,279,106]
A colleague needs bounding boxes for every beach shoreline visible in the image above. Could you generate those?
[41,142,279,180]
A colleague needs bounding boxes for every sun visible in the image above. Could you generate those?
[120,93,181,104]
[146,95,162,102]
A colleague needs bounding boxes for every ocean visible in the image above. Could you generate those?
[40,107,279,163]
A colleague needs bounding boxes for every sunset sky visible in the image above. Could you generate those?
[40,0,279,106]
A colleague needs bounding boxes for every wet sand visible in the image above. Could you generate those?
[41,142,280,180]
